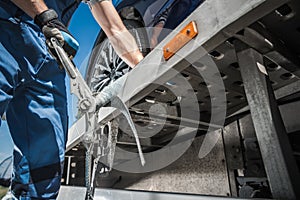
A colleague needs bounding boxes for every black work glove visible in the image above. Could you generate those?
[34,9,79,58]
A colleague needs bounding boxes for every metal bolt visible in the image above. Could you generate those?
[166,48,170,52]
[80,99,91,111]
[186,29,191,35]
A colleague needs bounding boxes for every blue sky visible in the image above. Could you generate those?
[0,3,99,164]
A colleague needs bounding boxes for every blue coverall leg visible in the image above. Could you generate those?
[0,11,68,200]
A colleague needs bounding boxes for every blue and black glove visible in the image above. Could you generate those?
[34,9,79,58]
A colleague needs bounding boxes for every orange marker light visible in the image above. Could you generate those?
[163,21,198,61]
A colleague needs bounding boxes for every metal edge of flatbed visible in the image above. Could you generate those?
[66,0,288,151]
[58,186,272,200]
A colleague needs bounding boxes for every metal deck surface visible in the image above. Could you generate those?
[67,0,294,149]
[66,0,300,153]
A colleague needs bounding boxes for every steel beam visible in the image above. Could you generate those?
[236,43,300,199]
[57,186,87,200]
[58,186,272,200]
[222,121,243,197]
[93,187,270,200]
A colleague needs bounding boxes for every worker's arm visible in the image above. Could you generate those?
[89,1,144,68]
[10,0,48,18]
[150,21,165,49]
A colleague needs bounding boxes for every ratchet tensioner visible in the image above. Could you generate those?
[49,38,145,200]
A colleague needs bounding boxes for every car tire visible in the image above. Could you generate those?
[86,19,150,93]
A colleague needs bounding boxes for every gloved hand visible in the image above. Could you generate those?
[34,9,79,58]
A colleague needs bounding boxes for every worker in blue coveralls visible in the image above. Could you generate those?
[0,0,143,199]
